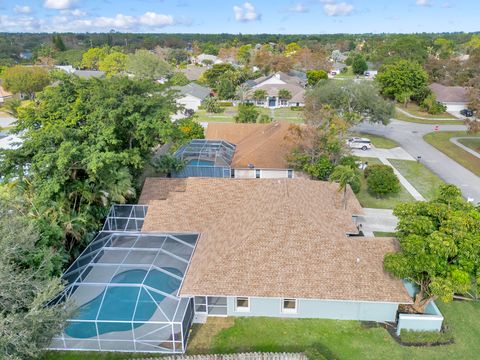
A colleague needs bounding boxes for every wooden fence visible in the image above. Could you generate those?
[138,352,307,360]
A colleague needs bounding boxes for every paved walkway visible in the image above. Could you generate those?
[396,107,458,121]
[0,117,16,128]
[450,137,480,159]
[356,208,398,237]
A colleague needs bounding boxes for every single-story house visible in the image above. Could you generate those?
[245,72,306,108]
[0,86,13,103]
[330,62,347,76]
[204,121,299,179]
[140,178,412,324]
[193,54,223,66]
[428,83,470,112]
[173,83,211,114]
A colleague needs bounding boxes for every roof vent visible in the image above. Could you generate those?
[248,163,255,169]
[356,258,361,264]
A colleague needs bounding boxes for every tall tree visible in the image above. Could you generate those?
[376,60,429,102]
[2,65,51,99]
[329,165,360,210]
[384,185,480,313]
[98,51,127,77]
[0,75,177,269]
[81,47,109,70]
[0,191,69,360]
[126,49,171,80]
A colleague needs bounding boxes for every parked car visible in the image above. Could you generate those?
[460,109,474,117]
[346,137,372,151]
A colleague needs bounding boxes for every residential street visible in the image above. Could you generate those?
[353,119,480,203]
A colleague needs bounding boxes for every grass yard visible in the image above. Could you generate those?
[352,157,415,209]
[373,231,396,237]
[424,131,480,177]
[195,107,304,124]
[394,110,464,125]
[348,132,399,149]
[41,301,480,360]
[458,137,480,154]
[388,159,445,200]
[398,103,458,120]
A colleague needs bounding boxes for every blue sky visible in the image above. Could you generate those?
[0,0,478,33]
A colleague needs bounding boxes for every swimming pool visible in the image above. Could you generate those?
[65,268,181,339]
[188,159,214,166]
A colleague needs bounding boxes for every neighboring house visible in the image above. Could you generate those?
[0,86,13,103]
[428,83,470,112]
[55,65,75,74]
[245,72,306,108]
[19,50,33,60]
[173,83,211,114]
[330,62,347,76]
[193,54,223,66]
[73,70,106,79]
[205,121,299,179]
[139,177,412,325]
[180,65,207,81]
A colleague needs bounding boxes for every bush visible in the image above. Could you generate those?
[400,328,454,345]
[151,155,186,177]
[305,347,328,360]
[290,106,304,111]
[364,164,393,178]
[421,94,447,115]
[339,155,359,169]
[304,155,334,181]
[257,114,272,123]
[203,96,224,114]
[235,103,260,123]
[365,165,400,196]
[219,101,234,107]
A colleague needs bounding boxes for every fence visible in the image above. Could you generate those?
[138,352,307,360]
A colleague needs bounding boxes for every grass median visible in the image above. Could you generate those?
[424,131,480,177]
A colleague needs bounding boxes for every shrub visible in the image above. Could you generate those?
[366,165,400,196]
[305,347,328,360]
[290,106,304,111]
[151,155,186,177]
[304,155,334,181]
[400,328,454,345]
[203,96,224,114]
[235,103,260,123]
[219,101,234,107]
[421,93,447,115]
[257,114,272,123]
[339,155,359,169]
[364,164,393,178]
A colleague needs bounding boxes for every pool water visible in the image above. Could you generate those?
[188,159,214,166]
[65,268,181,339]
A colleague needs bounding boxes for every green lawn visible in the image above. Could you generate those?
[348,132,399,149]
[424,131,480,177]
[373,231,396,237]
[394,108,463,125]
[353,157,415,209]
[388,159,445,200]
[41,301,480,360]
[398,103,458,120]
[195,107,304,124]
[458,137,480,153]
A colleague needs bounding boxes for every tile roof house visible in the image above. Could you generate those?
[139,177,411,323]
[245,72,306,108]
[204,121,300,179]
[428,83,470,112]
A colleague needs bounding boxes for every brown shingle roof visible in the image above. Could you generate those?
[140,177,411,303]
[429,83,469,103]
[205,121,297,169]
[248,83,305,103]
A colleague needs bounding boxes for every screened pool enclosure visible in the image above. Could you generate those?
[49,205,198,354]
[173,139,236,178]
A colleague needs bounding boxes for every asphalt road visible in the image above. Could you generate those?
[353,119,480,204]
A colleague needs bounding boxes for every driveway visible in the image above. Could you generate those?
[353,119,480,203]
[352,146,415,161]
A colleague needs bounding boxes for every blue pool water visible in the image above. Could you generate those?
[188,159,214,166]
[65,268,182,339]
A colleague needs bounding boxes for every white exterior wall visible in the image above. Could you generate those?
[233,168,294,179]
[177,95,203,111]
[444,102,469,112]
[253,76,286,88]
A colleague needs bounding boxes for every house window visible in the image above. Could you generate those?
[255,169,261,178]
[280,99,288,106]
[257,100,264,105]
[236,297,250,312]
[231,169,235,178]
[282,299,297,314]
[287,169,293,179]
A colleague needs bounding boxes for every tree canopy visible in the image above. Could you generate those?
[0,75,177,271]
[126,49,171,80]
[384,185,480,313]
[2,65,51,99]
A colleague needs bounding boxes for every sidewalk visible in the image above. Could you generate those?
[379,158,425,201]
[396,107,457,121]
[450,137,480,160]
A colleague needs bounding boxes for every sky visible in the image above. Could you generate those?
[0,0,479,34]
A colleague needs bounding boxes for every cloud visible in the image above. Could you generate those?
[233,2,261,22]
[44,0,76,10]
[321,1,354,16]
[416,0,432,6]
[138,12,174,26]
[287,3,309,13]
[13,5,32,14]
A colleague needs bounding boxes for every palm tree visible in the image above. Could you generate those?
[278,89,292,101]
[329,165,359,210]
[253,89,267,104]
[236,83,250,104]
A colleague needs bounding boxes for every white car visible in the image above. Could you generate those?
[347,137,372,151]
